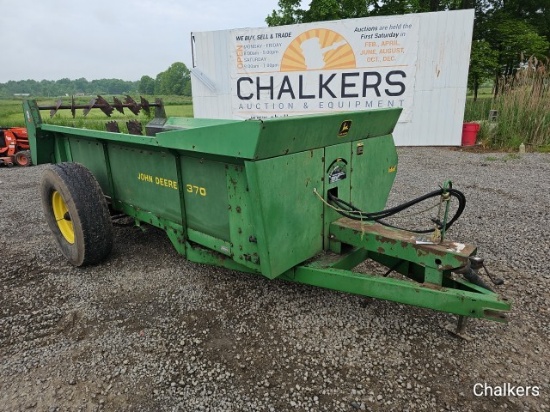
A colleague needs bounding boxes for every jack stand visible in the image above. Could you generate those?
[446,315,473,341]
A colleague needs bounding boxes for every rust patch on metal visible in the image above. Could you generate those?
[333,218,475,254]
[483,309,508,322]
[332,217,473,268]
[416,283,444,291]
[376,235,398,245]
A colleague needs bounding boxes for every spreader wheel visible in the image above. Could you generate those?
[40,162,113,266]
[14,150,32,167]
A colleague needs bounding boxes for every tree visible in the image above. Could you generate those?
[74,77,89,94]
[489,19,548,74]
[266,0,304,26]
[493,0,550,41]
[155,62,191,96]
[183,81,192,97]
[370,0,417,16]
[468,40,499,100]
[303,0,374,21]
[139,75,155,95]
[265,0,469,25]
[0,77,139,97]
[483,14,549,96]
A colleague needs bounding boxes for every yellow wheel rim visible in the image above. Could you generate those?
[52,191,75,244]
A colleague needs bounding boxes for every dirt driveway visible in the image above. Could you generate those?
[1,148,549,411]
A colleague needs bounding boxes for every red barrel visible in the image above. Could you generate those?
[462,123,480,146]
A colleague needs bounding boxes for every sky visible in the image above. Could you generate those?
[0,0,292,83]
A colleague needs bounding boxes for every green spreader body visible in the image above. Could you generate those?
[23,100,510,325]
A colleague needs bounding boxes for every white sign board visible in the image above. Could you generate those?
[230,15,419,121]
[191,10,475,146]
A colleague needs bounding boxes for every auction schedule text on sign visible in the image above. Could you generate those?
[230,15,419,120]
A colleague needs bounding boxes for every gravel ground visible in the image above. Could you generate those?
[0,147,549,411]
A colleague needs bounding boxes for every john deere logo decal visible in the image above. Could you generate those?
[338,120,352,137]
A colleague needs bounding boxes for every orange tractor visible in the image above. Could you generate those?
[0,127,32,167]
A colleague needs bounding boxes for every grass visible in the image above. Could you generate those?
[464,96,493,123]
[0,98,29,126]
[464,58,550,151]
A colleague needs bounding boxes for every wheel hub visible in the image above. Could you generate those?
[52,191,75,244]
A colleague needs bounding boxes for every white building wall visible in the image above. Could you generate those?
[393,10,474,145]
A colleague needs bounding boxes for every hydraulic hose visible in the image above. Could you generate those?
[327,187,466,234]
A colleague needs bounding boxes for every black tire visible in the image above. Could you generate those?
[14,150,32,167]
[40,162,113,266]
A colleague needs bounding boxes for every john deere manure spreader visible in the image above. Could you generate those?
[23,97,510,335]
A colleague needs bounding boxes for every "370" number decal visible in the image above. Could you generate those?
[186,184,207,196]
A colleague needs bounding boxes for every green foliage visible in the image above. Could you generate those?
[468,40,499,99]
[465,59,550,150]
[266,0,304,26]
[496,0,550,42]
[370,0,429,16]
[155,62,192,96]
[487,18,549,76]
[139,75,155,95]
[265,0,475,26]
[302,0,375,22]
[489,69,550,149]
[464,96,492,122]
[302,0,342,22]
[0,99,28,127]
[0,78,139,98]
[0,63,193,99]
